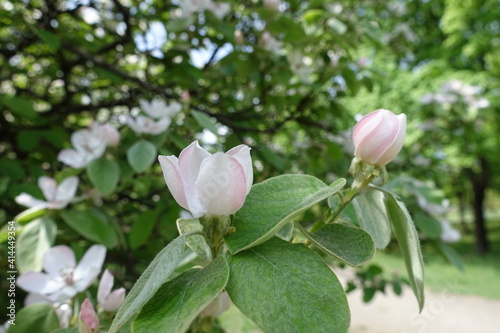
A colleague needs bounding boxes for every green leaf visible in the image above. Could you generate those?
[352,189,391,249]
[127,140,157,173]
[14,206,48,224]
[297,223,376,267]
[0,95,37,119]
[60,209,118,248]
[87,157,120,195]
[435,241,464,271]
[226,237,350,333]
[385,194,425,311]
[191,110,218,135]
[35,29,61,50]
[109,235,186,333]
[6,303,59,333]
[129,210,159,250]
[414,212,442,238]
[134,256,230,333]
[225,175,346,254]
[16,217,56,274]
[177,218,212,261]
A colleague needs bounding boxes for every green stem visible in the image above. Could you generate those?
[199,215,232,258]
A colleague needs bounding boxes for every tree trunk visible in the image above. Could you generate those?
[465,157,489,254]
[457,191,469,233]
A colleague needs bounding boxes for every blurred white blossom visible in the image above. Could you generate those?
[15,176,78,209]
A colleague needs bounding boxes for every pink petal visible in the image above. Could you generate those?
[17,271,65,295]
[15,193,49,208]
[227,145,253,194]
[54,176,79,203]
[195,153,247,216]
[158,155,189,210]
[38,176,57,202]
[97,269,114,306]
[178,141,211,190]
[44,246,76,278]
[102,288,126,312]
[352,109,384,148]
[373,113,406,166]
[140,99,168,119]
[95,123,120,146]
[80,299,99,331]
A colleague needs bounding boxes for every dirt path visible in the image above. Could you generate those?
[347,282,500,333]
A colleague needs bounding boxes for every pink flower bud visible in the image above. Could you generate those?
[79,299,99,333]
[352,109,406,166]
[158,141,253,218]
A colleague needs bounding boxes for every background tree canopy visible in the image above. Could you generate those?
[1,0,500,325]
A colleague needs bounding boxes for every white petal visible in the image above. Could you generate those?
[24,293,50,306]
[196,153,248,216]
[165,101,182,117]
[72,129,106,160]
[140,99,168,119]
[47,285,79,303]
[54,176,79,203]
[102,288,126,312]
[97,269,114,306]
[38,176,57,202]
[95,123,120,146]
[226,145,253,194]
[148,117,172,134]
[158,155,189,210]
[17,271,65,295]
[126,115,145,134]
[73,245,106,291]
[55,303,73,329]
[15,193,49,208]
[43,245,76,278]
[58,149,89,169]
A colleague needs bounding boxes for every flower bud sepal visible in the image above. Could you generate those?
[199,214,233,258]
[349,157,388,193]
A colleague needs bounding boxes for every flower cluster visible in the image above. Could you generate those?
[127,99,181,135]
[58,123,120,169]
[420,79,489,109]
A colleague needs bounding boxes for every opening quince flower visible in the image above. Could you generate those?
[158,141,253,218]
[58,123,119,168]
[17,245,106,303]
[15,176,79,209]
[126,115,172,135]
[97,269,126,312]
[352,109,406,167]
[79,299,99,333]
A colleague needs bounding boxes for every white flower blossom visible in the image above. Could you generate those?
[97,269,126,312]
[58,123,119,168]
[17,245,106,303]
[15,176,79,210]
